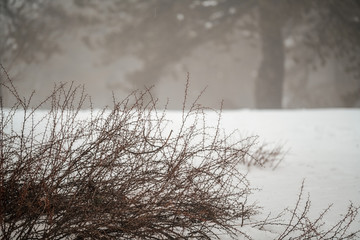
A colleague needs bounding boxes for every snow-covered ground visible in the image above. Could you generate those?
[219,109,360,208]
[4,108,360,238]
[167,108,360,238]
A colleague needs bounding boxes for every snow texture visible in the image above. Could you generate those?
[166,109,360,238]
[5,108,360,238]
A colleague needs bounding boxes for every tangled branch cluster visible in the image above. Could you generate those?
[0,66,359,239]
[0,72,263,239]
[254,181,359,239]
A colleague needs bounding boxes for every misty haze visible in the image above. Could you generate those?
[1,0,359,109]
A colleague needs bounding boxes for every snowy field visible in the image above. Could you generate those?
[166,108,360,238]
[4,108,360,238]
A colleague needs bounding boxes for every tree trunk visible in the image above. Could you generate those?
[255,1,285,108]
[0,65,3,101]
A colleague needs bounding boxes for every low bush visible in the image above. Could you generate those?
[254,181,359,239]
[1,66,359,239]
[0,69,264,239]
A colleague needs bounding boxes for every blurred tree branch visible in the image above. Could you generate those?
[1,0,359,107]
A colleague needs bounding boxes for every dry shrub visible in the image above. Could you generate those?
[253,181,360,239]
[0,68,261,239]
[0,66,359,239]
[243,142,284,170]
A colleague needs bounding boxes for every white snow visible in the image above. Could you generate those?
[166,108,360,238]
[218,109,360,212]
[4,108,360,238]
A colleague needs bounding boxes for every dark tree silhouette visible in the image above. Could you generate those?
[255,1,285,108]
[79,0,359,108]
[1,0,359,107]
[0,0,69,98]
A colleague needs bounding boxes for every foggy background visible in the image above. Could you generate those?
[1,0,359,109]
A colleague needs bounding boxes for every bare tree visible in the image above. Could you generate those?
[75,0,360,108]
[2,1,359,107]
[0,0,69,98]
